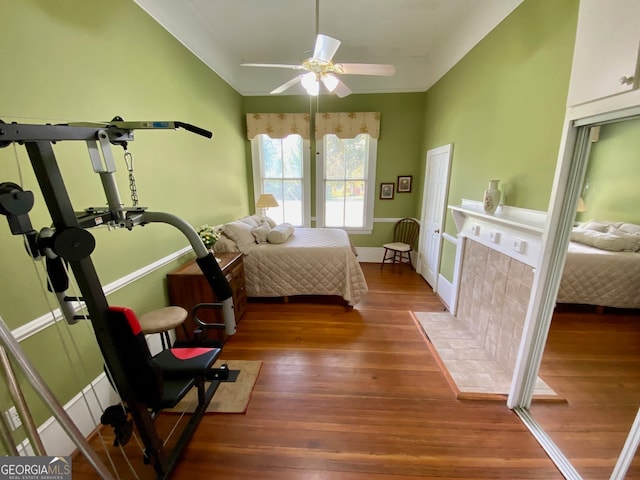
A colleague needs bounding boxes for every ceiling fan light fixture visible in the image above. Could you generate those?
[301,71,320,96]
[321,73,339,92]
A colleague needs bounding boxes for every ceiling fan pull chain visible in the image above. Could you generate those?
[123,149,139,207]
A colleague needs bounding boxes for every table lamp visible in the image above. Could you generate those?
[256,193,279,216]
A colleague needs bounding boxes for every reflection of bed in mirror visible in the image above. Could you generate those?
[557,220,640,309]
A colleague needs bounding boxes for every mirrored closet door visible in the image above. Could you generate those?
[528,116,640,479]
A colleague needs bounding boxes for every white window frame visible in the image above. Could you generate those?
[315,134,377,234]
[251,134,311,227]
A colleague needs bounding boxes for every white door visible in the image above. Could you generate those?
[417,144,452,290]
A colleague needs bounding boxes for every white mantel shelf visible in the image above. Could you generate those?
[448,199,547,268]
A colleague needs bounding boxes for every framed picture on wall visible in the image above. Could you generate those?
[380,183,394,200]
[397,175,412,193]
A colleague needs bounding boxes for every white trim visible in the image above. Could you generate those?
[435,274,453,311]
[12,246,192,342]
[17,372,118,456]
[449,234,466,317]
[449,200,546,269]
[610,406,640,480]
[442,232,457,245]
[354,247,384,263]
[514,408,583,480]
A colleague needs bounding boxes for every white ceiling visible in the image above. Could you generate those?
[134,0,523,97]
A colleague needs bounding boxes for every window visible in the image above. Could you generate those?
[316,133,377,233]
[251,134,310,226]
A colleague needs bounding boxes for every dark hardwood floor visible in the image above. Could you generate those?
[75,263,565,479]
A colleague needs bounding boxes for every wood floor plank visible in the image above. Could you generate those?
[73,263,563,479]
[531,308,640,479]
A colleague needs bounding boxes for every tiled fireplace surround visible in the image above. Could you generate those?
[416,200,555,398]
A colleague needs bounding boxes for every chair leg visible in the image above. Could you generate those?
[381,248,389,270]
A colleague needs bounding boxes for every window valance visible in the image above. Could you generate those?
[246,113,310,140]
[315,112,380,140]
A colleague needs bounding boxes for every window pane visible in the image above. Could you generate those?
[282,136,303,177]
[282,180,302,226]
[325,135,345,180]
[344,181,365,227]
[325,180,345,227]
[262,137,283,178]
[345,136,367,179]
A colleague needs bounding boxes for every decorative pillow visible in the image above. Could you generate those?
[251,222,271,243]
[578,219,622,232]
[617,223,640,235]
[571,228,640,252]
[607,227,640,251]
[222,220,256,253]
[213,233,239,253]
[239,215,260,228]
[264,216,277,228]
[267,222,295,244]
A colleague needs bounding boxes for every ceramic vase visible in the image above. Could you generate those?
[483,180,501,214]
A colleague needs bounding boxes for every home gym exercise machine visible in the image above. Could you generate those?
[0,118,236,479]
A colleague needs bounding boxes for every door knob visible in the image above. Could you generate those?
[434,229,440,234]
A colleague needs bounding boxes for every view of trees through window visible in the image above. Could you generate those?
[323,134,369,228]
[260,135,303,225]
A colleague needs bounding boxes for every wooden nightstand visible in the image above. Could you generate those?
[167,252,247,342]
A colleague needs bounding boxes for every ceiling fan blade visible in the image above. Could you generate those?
[334,63,397,76]
[332,78,352,98]
[313,34,341,63]
[270,76,302,95]
[241,63,304,70]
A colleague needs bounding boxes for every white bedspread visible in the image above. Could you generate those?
[243,228,368,305]
[557,241,640,309]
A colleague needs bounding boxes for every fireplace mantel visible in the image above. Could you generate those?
[449,199,547,268]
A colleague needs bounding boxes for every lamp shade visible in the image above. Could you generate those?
[256,193,279,208]
[576,197,587,213]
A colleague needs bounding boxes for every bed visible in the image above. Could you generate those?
[214,215,368,306]
[556,220,640,309]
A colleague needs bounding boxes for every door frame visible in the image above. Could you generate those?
[417,143,453,292]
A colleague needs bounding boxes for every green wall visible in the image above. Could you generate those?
[242,93,426,247]
[579,117,640,224]
[421,0,579,280]
[0,0,248,439]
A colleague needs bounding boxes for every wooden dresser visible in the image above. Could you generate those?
[167,252,247,341]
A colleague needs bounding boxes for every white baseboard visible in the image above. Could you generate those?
[355,247,384,263]
[436,274,453,311]
[18,372,118,456]
[356,247,419,266]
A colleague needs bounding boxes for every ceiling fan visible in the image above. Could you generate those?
[240,2,396,97]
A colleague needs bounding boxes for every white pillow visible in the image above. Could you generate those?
[264,216,277,228]
[239,215,260,228]
[607,227,640,251]
[617,223,640,235]
[222,220,256,253]
[571,228,640,252]
[578,219,621,232]
[213,233,239,253]
[251,222,271,243]
[267,223,294,244]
